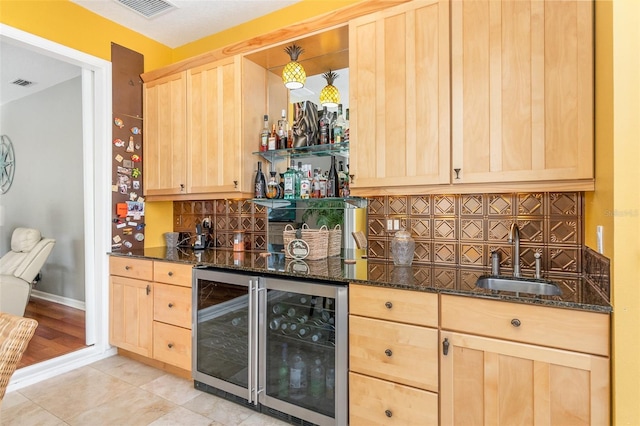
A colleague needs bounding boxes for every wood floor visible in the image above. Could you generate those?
[19,297,87,368]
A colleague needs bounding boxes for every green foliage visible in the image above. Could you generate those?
[301,200,344,229]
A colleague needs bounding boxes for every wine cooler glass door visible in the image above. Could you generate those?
[260,277,348,426]
[193,270,258,402]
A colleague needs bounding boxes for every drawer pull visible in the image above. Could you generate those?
[385,349,392,357]
[385,301,393,309]
[168,271,174,277]
[168,303,174,308]
[385,410,393,418]
[168,343,174,349]
[125,266,130,270]
[511,318,522,327]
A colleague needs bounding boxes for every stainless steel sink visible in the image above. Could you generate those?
[475,275,562,296]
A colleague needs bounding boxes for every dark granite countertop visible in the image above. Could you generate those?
[109,247,612,314]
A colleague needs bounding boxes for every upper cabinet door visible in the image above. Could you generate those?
[188,56,242,194]
[349,0,450,193]
[451,0,593,184]
[143,72,187,195]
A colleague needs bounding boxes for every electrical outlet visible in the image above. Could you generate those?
[393,219,400,230]
[387,219,393,231]
[175,216,181,226]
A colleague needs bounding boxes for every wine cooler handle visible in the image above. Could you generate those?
[247,279,254,404]
[254,285,266,404]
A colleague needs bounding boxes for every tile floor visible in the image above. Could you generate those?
[0,355,289,426]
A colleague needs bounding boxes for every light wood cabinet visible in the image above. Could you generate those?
[109,258,193,373]
[348,0,450,193]
[440,295,610,425]
[349,284,439,425]
[450,0,593,185]
[109,258,153,357]
[143,72,188,196]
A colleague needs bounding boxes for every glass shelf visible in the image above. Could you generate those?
[251,196,366,209]
[253,142,349,163]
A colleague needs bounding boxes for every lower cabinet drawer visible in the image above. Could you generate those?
[349,372,438,426]
[154,283,192,329]
[153,321,191,371]
[350,315,439,391]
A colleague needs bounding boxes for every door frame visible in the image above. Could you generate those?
[1,24,116,392]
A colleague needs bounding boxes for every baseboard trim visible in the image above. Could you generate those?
[30,289,86,311]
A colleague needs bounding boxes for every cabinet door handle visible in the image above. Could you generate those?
[385,301,393,309]
[180,184,185,192]
[168,303,174,308]
[168,343,174,349]
[385,410,392,418]
[168,271,174,277]
[442,338,450,356]
[233,180,238,189]
[511,318,522,327]
[146,285,150,295]
[453,168,461,179]
[385,349,392,357]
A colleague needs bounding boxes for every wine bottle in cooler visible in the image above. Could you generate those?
[309,358,325,399]
[278,343,289,398]
[289,348,307,399]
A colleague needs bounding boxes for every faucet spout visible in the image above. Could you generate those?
[508,222,521,277]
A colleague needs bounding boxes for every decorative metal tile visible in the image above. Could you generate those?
[434,195,456,215]
[549,248,579,272]
[460,270,483,290]
[518,193,543,216]
[410,218,431,238]
[461,219,483,240]
[181,202,195,214]
[519,246,543,270]
[461,194,483,215]
[460,244,484,266]
[241,216,253,231]
[413,241,431,263]
[388,196,408,215]
[390,266,416,286]
[488,220,510,241]
[368,218,387,237]
[203,201,215,214]
[433,268,456,288]
[254,203,266,215]
[549,220,578,244]
[519,219,544,242]
[216,232,231,248]
[254,217,266,232]
[368,197,385,215]
[434,242,456,264]
[412,266,431,286]
[228,200,240,214]
[368,238,387,259]
[194,201,205,215]
[410,196,431,216]
[488,194,512,215]
[252,233,266,251]
[228,216,240,231]
[554,277,579,302]
[215,216,228,230]
[549,193,579,215]
[434,219,456,239]
[181,215,197,232]
[241,200,252,214]
[488,245,512,270]
[368,262,388,282]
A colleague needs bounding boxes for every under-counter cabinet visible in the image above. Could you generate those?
[450,0,593,187]
[349,284,439,425]
[109,257,193,373]
[440,294,610,425]
[348,0,451,194]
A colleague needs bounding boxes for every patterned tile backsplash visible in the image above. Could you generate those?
[368,192,584,276]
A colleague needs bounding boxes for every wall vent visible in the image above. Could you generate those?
[114,0,176,19]
[11,78,36,87]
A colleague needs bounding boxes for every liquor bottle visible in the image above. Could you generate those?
[311,169,320,198]
[296,162,303,198]
[289,348,307,399]
[299,166,310,199]
[319,171,327,198]
[329,111,337,144]
[283,160,296,199]
[254,161,266,198]
[278,109,288,150]
[260,114,269,152]
[338,161,347,197]
[326,156,340,198]
[268,123,278,151]
[266,171,280,199]
[278,343,289,398]
[344,108,350,143]
[334,104,345,144]
[309,358,325,399]
[319,106,329,145]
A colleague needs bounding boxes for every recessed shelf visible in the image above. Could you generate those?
[253,142,349,163]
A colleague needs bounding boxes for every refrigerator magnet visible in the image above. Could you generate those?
[114,118,124,128]
[113,138,125,147]
[134,233,145,242]
[130,127,141,135]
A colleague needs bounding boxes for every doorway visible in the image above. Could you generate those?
[0,24,114,391]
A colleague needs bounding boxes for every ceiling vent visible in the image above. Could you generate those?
[11,78,36,87]
[114,0,176,19]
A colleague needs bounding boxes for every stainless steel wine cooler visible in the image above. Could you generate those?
[192,268,348,426]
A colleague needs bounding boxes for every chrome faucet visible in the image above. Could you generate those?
[508,222,521,277]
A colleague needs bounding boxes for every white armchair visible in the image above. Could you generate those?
[0,228,55,316]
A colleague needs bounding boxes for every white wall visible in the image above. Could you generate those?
[0,76,85,302]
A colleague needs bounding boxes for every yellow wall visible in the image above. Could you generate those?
[0,0,172,71]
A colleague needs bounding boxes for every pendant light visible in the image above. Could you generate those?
[319,70,340,107]
[282,44,306,89]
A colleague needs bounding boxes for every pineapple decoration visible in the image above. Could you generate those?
[319,70,340,107]
[282,44,306,89]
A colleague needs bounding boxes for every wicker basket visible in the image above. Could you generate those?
[300,224,329,261]
[283,224,298,258]
[328,224,342,257]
